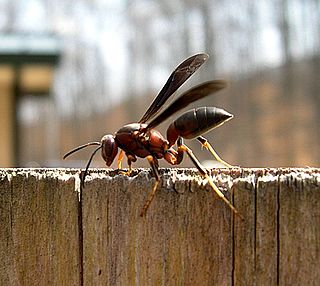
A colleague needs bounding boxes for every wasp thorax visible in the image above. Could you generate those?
[101,134,118,166]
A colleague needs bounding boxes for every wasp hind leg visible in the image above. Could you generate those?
[178,138,242,218]
[197,136,235,168]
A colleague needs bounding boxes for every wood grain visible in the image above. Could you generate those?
[278,170,320,285]
[0,168,319,285]
[0,169,81,286]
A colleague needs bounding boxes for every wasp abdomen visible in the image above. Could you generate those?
[167,107,233,144]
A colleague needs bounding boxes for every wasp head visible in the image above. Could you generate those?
[101,134,118,166]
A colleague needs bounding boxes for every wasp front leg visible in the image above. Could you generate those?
[117,150,124,169]
[118,153,135,176]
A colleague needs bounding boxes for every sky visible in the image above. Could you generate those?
[1,0,319,119]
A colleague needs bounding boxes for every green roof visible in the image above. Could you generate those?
[0,34,61,64]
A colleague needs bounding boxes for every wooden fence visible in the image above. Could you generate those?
[0,168,319,285]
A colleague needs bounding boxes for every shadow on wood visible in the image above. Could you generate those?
[0,168,319,285]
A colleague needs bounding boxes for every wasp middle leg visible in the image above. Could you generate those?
[140,155,161,217]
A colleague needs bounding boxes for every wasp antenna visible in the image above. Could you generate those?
[81,145,102,188]
[63,142,101,159]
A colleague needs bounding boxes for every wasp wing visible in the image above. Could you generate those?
[145,80,228,130]
[139,53,209,123]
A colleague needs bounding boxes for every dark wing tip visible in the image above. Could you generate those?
[192,52,209,58]
[189,53,209,68]
[198,52,209,61]
[139,53,210,123]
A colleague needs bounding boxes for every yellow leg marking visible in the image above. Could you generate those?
[182,143,242,218]
[128,163,132,175]
[140,180,159,217]
[117,150,124,169]
[119,167,132,176]
[202,141,234,168]
[118,170,131,176]
[205,173,243,219]
[118,151,134,176]
[140,155,160,217]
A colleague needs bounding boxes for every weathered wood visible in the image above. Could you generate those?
[0,169,81,286]
[0,168,319,285]
[255,171,278,285]
[233,170,257,286]
[279,171,320,285]
[82,169,233,285]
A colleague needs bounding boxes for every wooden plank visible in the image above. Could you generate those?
[0,169,81,285]
[0,168,319,285]
[233,168,320,285]
[255,170,278,285]
[233,170,256,286]
[82,168,234,286]
[279,169,320,285]
[0,170,13,285]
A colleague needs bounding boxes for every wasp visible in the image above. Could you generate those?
[63,53,239,217]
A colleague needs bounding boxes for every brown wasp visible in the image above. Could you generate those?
[63,53,239,217]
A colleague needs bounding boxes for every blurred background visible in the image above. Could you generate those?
[0,0,319,169]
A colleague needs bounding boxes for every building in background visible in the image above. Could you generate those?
[0,34,60,166]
